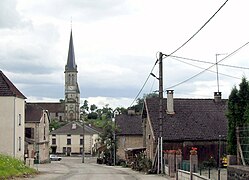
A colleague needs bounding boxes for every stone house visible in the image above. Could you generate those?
[25,103,50,163]
[50,121,101,155]
[142,90,228,164]
[0,71,26,160]
[27,102,65,122]
[115,113,144,161]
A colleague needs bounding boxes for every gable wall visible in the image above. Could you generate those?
[116,135,143,160]
[0,97,25,160]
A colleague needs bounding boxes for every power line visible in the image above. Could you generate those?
[169,55,249,70]
[164,0,229,57]
[171,57,240,79]
[165,42,249,90]
[129,0,229,107]
[129,57,158,107]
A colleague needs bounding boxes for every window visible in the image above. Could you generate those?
[52,138,56,145]
[67,134,71,137]
[63,147,67,153]
[52,134,56,137]
[25,128,34,139]
[18,137,21,151]
[55,112,58,117]
[44,114,46,124]
[67,139,71,145]
[80,139,83,145]
[43,126,46,140]
[18,114,21,126]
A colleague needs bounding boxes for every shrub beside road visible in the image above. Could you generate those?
[0,154,37,179]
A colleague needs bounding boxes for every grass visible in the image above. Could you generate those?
[0,154,37,179]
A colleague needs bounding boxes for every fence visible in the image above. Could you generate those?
[237,126,249,165]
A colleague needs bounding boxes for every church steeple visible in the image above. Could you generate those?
[64,30,80,122]
[65,30,77,71]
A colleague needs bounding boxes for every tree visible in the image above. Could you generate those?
[227,86,239,155]
[227,77,249,155]
[237,77,249,126]
[81,100,89,113]
[90,104,98,112]
[130,93,158,114]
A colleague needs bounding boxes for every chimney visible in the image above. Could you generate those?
[214,92,222,102]
[167,90,175,114]
[128,109,135,115]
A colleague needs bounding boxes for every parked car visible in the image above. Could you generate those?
[50,154,62,161]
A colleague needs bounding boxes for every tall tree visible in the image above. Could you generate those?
[227,86,239,155]
[227,77,249,155]
[237,77,249,126]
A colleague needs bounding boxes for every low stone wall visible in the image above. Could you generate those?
[165,165,169,176]
[177,170,209,180]
[227,165,249,180]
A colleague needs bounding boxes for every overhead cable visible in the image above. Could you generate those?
[164,0,229,57]
[170,55,249,70]
[171,57,240,79]
[165,42,249,90]
[129,0,229,107]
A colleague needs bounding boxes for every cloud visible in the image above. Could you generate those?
[17,0,131,22]
[83,96,133,109]
[0,0,30,28]
[0,24,61,74]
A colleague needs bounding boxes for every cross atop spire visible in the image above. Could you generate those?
[65,30,77,71]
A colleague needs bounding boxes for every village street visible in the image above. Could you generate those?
[29,156,173,180]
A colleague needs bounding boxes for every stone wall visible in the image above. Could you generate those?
[227,165,249,180]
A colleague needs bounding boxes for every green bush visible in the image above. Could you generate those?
[0,154,37,179]
[131,153,152,173]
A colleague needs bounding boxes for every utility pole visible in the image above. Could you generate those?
[158,52,163,174]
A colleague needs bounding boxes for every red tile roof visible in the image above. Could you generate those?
[0,71,26,99]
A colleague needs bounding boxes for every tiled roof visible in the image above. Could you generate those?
[0,70,26,99]
[25,103,44,123]
[50,121,101,135]
[143,97,228,141]
[115,114,143,135]
[26,102,64,113]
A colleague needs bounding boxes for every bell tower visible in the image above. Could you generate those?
[64,30,80,121]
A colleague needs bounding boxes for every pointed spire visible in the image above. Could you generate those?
[66,30,77,71]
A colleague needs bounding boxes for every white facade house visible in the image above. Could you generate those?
[0,71,26,160]
[50,122,101,155]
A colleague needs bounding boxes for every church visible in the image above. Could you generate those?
[24,30,101,156]
[29,30,81,122]
[64,30,80,122]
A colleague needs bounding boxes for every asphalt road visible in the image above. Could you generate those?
[29,156,172,180]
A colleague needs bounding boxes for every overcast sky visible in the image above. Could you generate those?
[1,0,249,108]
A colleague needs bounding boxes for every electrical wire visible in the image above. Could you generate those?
[129,56,158,107]
[129,0,229,107]
[171,57,240,80]
[169,55,249,70]
[165,42,249,90]
[164,0,229,58]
